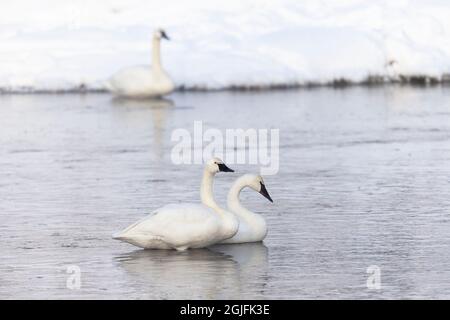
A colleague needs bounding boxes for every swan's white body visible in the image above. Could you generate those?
[113,203,232,250]
[108,30,174,98]
[113,159,238,251]
[220,174,271,244]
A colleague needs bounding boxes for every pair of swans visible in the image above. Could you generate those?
[108,29,175,98]
[113,158,273,251]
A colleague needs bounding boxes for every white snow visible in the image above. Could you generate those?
[1,0,450,91]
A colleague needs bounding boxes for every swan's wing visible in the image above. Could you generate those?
[115,204,221,245]
[113,209,159,239]
[108,65,153,94]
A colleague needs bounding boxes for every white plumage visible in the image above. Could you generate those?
[108,65,174,98]
[220,174,273,244]
[113,158,238,251]
[114,204,230,250]
[108,29,174,98]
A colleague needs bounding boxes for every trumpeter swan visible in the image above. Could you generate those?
[113,158,238,251]
[220,174,273,244]
[108,29,175,98]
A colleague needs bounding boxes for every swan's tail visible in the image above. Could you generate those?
[112,231,125,240]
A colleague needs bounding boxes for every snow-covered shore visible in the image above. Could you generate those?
[2,0,450,92]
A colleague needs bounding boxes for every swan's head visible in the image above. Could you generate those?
[154,28,170,41]
[243,174,273,203]
[206,157,234,174]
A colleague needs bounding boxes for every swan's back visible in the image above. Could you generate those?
[109,65,152,96]
[108,65,174,98]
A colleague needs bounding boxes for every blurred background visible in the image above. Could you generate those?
[1,0,450,92]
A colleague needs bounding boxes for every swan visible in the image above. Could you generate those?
[219,174,273,244]
[108,29,175,98]
[113,158,238,251]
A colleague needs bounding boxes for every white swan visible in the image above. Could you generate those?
[108,29,175,98]
[220,174,273,244]
[113,158,238,251]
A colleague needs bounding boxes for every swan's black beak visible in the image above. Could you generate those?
[259,182,273,203]
[161,30,170,40]
[218,163,234,172]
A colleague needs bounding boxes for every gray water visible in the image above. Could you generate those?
[1,87,450,299]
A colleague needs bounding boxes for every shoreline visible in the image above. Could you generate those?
[2,74,450,95]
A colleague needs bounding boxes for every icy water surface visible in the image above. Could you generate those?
[1,87,450,299]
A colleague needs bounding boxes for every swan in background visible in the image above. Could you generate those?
[113,158,237,251]
[108,29,175,98]
[220,174,273,244]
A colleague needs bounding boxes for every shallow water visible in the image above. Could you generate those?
[1,87,450,299]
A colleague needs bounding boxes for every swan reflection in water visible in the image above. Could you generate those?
[110,97,174,160]
[114,243,269,299]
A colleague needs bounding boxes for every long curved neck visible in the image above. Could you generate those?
[227,177,258,222]
[152,37,163,72]
[227,177,249,216]
[227,177,267,241]
[200,169,220,212]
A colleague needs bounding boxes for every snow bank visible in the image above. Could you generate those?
[1,0,450,92]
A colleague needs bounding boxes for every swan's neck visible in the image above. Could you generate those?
[152,37,163,72]
[227,178,266,228]
[200,169,220,212]
[201,169,239,240]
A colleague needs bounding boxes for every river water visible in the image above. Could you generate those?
[1,86,450,299]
